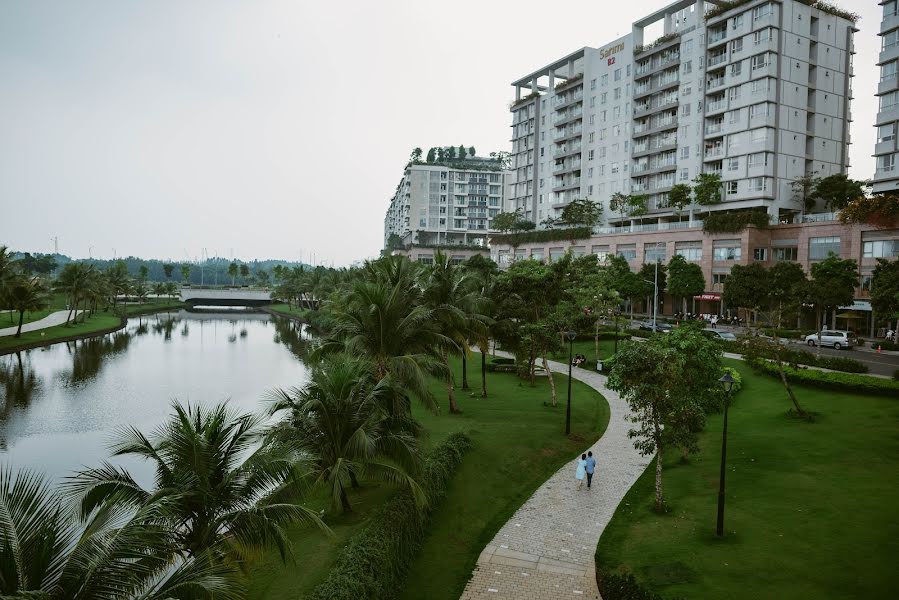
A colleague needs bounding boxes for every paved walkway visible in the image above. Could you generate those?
[460,355,649,600]
[0,310,83,337]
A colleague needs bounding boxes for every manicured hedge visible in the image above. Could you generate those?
[597,572,683,600]
[489,226,592,247]
[305,433,472,600]
[747,360,899,397]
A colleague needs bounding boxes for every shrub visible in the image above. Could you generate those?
[739,340,868,373]
[759,328,803,339]
[702,209,769,233]
[894,369,899,382]
[597,572,683,600]
[489,226,593,247]
[305,433,472,600]
[747,360,899,397]
[873,340,899,352]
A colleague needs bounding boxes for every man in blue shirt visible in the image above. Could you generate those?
[585,451,596,488]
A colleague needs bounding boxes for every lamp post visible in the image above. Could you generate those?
[565,330,577,435]
[716,371,735,537]
[641,261,660,331]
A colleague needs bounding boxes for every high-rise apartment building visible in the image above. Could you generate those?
[874,0,899,192]
[383,153,511,257]
[509,0,855,228]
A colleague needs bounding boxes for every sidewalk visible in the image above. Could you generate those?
[460,355,649,600]
[0,310,83,337]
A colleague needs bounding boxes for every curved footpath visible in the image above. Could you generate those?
[0,310,83,337]
[460,355,650,600]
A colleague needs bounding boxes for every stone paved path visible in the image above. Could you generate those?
[460,355,649,600]
[0,310,83,337]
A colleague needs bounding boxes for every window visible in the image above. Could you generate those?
[751,78,771,95]
[861,274,873,291]
[590,96,596,107]
[883,29,899,51]
[683,60,692,74]
[675,242,702,261]
[588,149,595,161]
[809,236,840,260]
[753,28,772,45]
[611,162,620,173]
[731,14,744,29]
[753,248,768,261]
[880,91,899,111]
[773,246,798,261]
[877,154,896,173]
[749,102,771,118]
[749,177,767,192]
[681,103,691,116]
[729,85,742,101]
[613,87,622,100]
[729,108,741,123]
[726,181,738,194]
[589,132,595,143]
[885,0,898,18]
[752,2,772,21]
[713,273,730,286]
[613,106,621,119]
[728,158,739,171]
[592,245,610,261]
[613,125,621,137]
[591,78,597,90]
[751,127,770,143]
[614,68,622,81]
[644,243,666,263]
[731,62,742,77]
[680,146,690,159]
[713,243,741,260]
[616,244,637,260]
[751,53,769,70]
[600,92,607,104]
[881,61,898,83]
[748,152,769,168]
[877,123,896,144]
[731,38,743,54]
[863,240,898,258]
[680,168,689,181]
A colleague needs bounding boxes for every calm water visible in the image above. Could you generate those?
[0,310,310,484]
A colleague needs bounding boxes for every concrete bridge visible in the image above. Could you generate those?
[179,288,273,307]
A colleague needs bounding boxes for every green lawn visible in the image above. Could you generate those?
[266,303,308,319]
[0,292,69,328]
[595,358,899,599]
[246,355,610,600]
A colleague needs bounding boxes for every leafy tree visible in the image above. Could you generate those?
[609,192,631,222]
[814,173,866,212]
[604,254,643,318]
[55,262,96,324]
[768,261,806,328]
[668,183,692,214]
[492,208,532,233]
[666,254,705,313]
[162,263,174,280]
[723,263,770,327]
[693,172,722,205]
[256,269,270,287]
[790,172,821,212]
[558,198,603,228]
[458,145,467,159]
[7,276,49,337]
[180,263,191,284]
[410,147,423,163]
[426,147,436,163]
[637,262,667,318]
[469,146,476,156]
[838,193,899,228]
[742,336,806,416]
[138,265,149,281]
[871,258,899,332]
[227,262,238,286]
[436,147,444,161]
[68,402,326,562]
[239,263,250,284]
[808,255,858,351]
[445,146,456,160]
[268,355,424,512]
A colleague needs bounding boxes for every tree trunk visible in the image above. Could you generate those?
[654,444,664,512]
[461,352,469,390]
[774,351,805,415]
[349,471,360,489]
[340,486,352,512]
[480,348,487,398]
[445,354,459,413]
[15,310,24,338]
[66,297,75,325]
[594,319,600,362]
[541,349,557,407]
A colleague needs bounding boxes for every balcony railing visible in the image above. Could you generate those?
[706,123,723,135]
[707,100,726,112]
[705,146,724,158]
[709,29,727,44]
[708,53,727,67]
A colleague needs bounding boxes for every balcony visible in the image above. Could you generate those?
[707,77,726,90]
[708,53,727,68]
[704,146,724,159]
[706,99,727,113]
[552,144,582,157]
[705,122,723,135]
[708,28,727,45]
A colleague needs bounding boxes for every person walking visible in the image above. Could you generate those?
[575,453,587,490]
[585,451,596,489]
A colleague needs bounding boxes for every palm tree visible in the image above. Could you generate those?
[67,402,326,564]
[227,262,238,287]
[8,276,49,337]
[268,355,425,512]
[0,468,239,600]
[55,263,95,325]
[180,264,191,285]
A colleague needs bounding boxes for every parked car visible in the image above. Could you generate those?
[804,330,856,350]
[638,321,672,333]
[702,329,737,342]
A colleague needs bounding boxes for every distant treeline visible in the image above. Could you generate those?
[7,251,309,285]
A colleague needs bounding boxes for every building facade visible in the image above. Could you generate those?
[383,156,511,262]
[874,0,899,192]
[509,0,855,228]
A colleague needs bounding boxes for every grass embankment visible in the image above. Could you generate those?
[0,300,186,353]
[247,355,610,600]
[0,292,68,328]
[595,358,899,599]
[265,303,309,320]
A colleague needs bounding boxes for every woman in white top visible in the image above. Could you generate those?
[575,453,587,490]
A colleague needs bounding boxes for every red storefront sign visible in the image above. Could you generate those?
[693,293,721,301]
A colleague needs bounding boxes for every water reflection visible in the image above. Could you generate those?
[0,310,308,482]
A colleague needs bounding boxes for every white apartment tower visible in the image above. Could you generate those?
[509,0,855,229]
[383,155,511,249]
[874,0,899,192]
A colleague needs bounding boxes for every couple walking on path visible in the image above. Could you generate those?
[575,451,596,490]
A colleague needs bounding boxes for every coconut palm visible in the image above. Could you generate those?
[268,355,424,512]
[0,467,239,600]
[54,263,95,325]
[67,402,327,564]
[7,276,49,337]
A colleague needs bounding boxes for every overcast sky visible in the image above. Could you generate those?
[0,0,882,266]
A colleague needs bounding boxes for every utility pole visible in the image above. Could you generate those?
[652,261,659,331]
[51,236,59,255]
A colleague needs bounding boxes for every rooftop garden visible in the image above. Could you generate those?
[634,32,680,55]
[705,0,858,23]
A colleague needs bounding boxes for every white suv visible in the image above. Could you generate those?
[804,330,856,350]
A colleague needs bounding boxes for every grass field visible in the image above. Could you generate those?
[594,358,899,599]
[266,303,309,319]
[246,354,610,600]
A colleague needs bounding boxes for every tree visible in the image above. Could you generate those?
[768,261,806,328]
[426,147,436,163]
[871,258,899,333]
[492,208,533,234]
[558,198,603,228]
[138,265,149,281]
[7,276,49,337]
[239,263,250,284]
[55,262,96,325]
[669,183,692,214]
[666,254,705,314]
[227,262,238,286]
[604,254,643,318]
[256,269,270,287]
[742,336,807,416]
[839,193,899,229]
[180,263,191,284]
[458,145,467,159]
[436,147,444,161]
[813,173,866,212]
[463,254,500,397]
[790,172,821,212]
[445,146,456,160]
[163,263,174,280]
[723,263,770,327]
[410,147,423,163]
[693,172,722,205]
[69,402,326,563]
[607,327,722,510]
[469,145,476,156]
[268,355,425,512]
[106,260,130,311]
[808,254,858,352]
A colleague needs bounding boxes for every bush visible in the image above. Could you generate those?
[740,340,868,373]
[597,572,683,600]
[489,226,592,247]
[747,360,899,397]
[759,328,803,339]
[487,357,517,373]
[873,340,899,352]
[305,433,472,600]
[702,209,769,233]
[894,369,899,382]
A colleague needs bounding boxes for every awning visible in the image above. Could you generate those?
[838,300,872,312]
[693,293,721,301]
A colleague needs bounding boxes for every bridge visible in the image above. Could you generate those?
[179,288,273,307]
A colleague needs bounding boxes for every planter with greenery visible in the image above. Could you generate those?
[489,226,593,247]
[747,359,899,397]
[702,210,769,233]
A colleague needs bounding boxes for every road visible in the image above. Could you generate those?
[785,341,899,377]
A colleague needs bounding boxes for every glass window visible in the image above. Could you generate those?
[713,245,741,260]
[862,240,898,258]
[713,273,729,285]
[616,244,637,260]
[644,242,666,263]
[773,246,798,261]
[809,236,840,260]
[675,243,702,261]
[726,181,738,194]
[753,248,768,261]
[877,123,896,144]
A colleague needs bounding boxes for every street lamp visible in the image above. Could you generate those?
[641,261,660,331]
[716,370,735,537]
[565,330,577,435]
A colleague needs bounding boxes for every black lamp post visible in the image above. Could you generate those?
[565,330,577,435]
[716,371,735,537]
[613,309,619,355]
